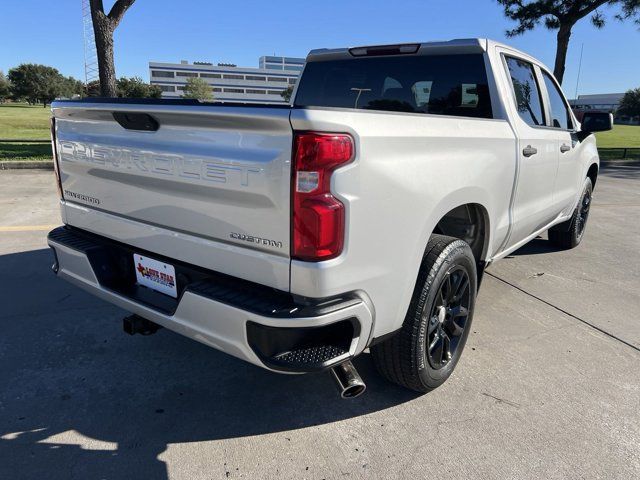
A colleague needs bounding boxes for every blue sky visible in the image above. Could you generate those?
[1,0,638,96]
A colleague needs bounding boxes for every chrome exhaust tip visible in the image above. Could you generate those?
[330,360,366,399]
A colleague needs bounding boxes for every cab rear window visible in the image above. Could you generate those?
[294,54,493,119]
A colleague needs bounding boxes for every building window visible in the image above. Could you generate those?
[268,77,288,83]
[245,75,267,81]
[159,85,176,92]
[223,74,244,80]
[265,64,284,70]
[246,89,267,94]
[288,78,297,85]
[213,88,222,92]
[152,70,175,78]
[177,86,186,91]
[176,71,198,77]
[267,90,283,95]
[224,88,244,93]
[200,73,221,79]
[285,65,304,72]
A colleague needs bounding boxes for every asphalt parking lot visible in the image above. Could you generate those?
[1,165,639,480]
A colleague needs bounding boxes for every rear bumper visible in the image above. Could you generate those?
[47,226,373,373]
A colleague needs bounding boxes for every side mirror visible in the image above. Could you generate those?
[581,111,613,133]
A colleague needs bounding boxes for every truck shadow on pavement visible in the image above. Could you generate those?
[0,248,419,480]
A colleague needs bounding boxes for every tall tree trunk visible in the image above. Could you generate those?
[90,8,117,97]
[553,24,573,85]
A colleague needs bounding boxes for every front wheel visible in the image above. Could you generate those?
[548,177,593,249]
[371,235,477,393]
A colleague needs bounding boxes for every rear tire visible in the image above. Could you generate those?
[371,235,477,393]
[548,177,593,249]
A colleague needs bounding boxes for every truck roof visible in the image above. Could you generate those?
[307,38,539,66]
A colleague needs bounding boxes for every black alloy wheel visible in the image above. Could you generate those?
[575,186,591,242]
[548,177,593,249]
[426,266,471,370]
[372,234,477,393]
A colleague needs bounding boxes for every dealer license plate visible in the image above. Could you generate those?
[133,253,178,298]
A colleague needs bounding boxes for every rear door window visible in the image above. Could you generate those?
[294,54,493,119]
[505,56,545,127]
[541,71,573,130]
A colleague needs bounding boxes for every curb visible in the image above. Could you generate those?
[0,161,54,170]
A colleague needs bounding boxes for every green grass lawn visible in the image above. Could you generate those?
[0,103,51,140]
[0,103,52,161]
[0,142,52,161]
[595,124,640,148]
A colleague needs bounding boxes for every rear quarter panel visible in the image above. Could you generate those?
[290,108,516,338]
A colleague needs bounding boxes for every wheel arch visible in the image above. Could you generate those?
[587,163,598,188]
[416,189,493,287]
[389,190,495,342]
[432,202,491,266]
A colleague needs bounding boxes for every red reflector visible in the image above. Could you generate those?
[292,133,354,261]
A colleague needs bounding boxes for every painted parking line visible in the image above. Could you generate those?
[0,225,58,232]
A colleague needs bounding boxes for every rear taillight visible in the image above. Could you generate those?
[50,118,63,199]
[292,132,354,261]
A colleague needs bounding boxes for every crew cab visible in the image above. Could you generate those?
[48,39,612,397]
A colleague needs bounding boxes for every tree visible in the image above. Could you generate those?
[181,77,214,101]
[59,76,85,99]
[280,85,294,102]
[89,0,136,97]
[85,80,102,97]
[0,71,10,102]
[497,1,640,84]
[7,64,68,106]
[618,88,640,117]
[116,76,162,98]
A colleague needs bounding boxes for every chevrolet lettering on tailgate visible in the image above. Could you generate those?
[58,141,261,186]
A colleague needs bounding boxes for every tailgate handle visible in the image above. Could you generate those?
[113,112,159,132]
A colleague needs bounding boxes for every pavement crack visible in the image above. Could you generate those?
[56,294,71,304]
[486,272,640,354]
[480,392,521,408]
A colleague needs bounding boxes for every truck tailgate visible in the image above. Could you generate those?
[52,101,293,289]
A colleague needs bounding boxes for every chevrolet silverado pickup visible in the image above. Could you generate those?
[48,39,612,398]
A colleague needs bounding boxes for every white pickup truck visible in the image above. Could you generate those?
[48,39,612,398]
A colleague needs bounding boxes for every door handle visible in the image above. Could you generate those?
[522,145,538,157]
[560,144,571,153]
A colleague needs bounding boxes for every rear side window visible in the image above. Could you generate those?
[505,57,544,127]
[542,71,572,130]
[294,54,493,119]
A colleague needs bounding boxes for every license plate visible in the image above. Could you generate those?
[133,253,178,298]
